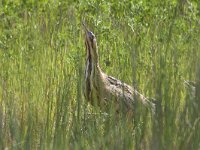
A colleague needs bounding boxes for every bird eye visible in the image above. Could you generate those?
[88,31,95,40]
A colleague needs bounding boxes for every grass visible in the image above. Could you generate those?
[0,0,200,149]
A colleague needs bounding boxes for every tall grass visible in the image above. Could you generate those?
[0,0,200,149]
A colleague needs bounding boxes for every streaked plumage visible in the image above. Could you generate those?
[83,23,155,115]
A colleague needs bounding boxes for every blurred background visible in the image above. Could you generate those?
[0,0,200,149]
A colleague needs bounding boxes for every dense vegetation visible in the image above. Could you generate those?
[0,0,200,149]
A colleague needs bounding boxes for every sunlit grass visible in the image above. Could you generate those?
[0,0,200,149]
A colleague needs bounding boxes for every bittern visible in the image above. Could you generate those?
[83,23,155,115]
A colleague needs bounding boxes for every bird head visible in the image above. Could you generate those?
[82,22,98,63]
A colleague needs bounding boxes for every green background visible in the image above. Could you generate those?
[0,0,200,149]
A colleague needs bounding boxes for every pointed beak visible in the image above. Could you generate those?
[82,22,89,33]
[82,22,95,41]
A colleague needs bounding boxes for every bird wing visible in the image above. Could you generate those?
[104,75,155,113]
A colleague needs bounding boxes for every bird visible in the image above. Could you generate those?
[82,23,155,116]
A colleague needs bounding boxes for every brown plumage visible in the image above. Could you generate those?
[82,23,155,115]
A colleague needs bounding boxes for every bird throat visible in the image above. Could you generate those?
[84,41,93,101]
[84,40,100,102]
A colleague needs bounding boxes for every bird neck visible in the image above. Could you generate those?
[91,55,99,66]
[86,54,100,74]
[86,45,100,67]
[91,47,99,65]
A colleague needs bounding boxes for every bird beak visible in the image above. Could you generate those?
[82,22,89,33]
